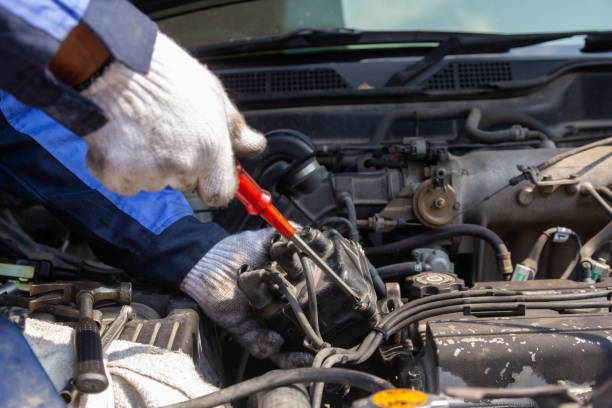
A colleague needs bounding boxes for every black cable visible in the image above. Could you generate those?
[268,273,326,348]
[313,291,514,388]
[310,334,382,407]
[365,224,513,277]
[383,290,610,332]
[386,299,612,337]
[162,368,393,408]
[300,255,321,337]
[317,289,609,370]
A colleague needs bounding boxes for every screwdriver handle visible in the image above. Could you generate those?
[235,161,295,238]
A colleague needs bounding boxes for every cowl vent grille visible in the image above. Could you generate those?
[425,62,513,90]
[219,68,349,95]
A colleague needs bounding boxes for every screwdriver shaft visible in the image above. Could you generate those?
[290,234,361,304]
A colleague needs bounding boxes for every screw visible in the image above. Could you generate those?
[434,197,446,208]
[517,187,534,206]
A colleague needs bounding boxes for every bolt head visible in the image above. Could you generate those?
[517,187,534,206]
[434,197,446,208]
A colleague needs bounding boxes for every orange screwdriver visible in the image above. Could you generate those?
[234,161,361,303]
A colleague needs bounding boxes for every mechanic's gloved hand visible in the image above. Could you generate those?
[239,226,378,349]
[180,228,284,359]
[81,32,266,207]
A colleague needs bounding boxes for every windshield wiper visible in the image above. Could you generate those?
[193,29,584,58]
[385,32,577,86]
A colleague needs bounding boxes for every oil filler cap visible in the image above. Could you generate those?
[352,389,428,408]
[406,272,464,298]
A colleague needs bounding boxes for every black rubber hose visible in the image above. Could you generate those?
[365,224,513,276]
[476,108,556,140]
[319,217,358,242]
[376,262,420,280]
[465,108,552,145]
[162,368,393,408]
[339,194,359,241]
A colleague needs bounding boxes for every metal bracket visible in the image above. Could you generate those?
[517,165,580,188]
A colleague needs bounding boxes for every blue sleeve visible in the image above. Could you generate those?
[0,0,156,135]
[0,91,229,288]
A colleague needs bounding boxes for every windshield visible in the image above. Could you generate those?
[156,0,612,48]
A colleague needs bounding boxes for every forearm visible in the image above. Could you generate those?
[0,93,228,287]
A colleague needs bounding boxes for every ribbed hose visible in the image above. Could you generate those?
[365,224,512,277]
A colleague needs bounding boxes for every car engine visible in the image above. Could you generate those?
[210,90,612,406]
[1,69,612,407]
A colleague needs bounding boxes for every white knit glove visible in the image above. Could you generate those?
[81,32,266,207]
[180,228,284,359]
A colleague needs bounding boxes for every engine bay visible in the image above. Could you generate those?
[1,58,612,407]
